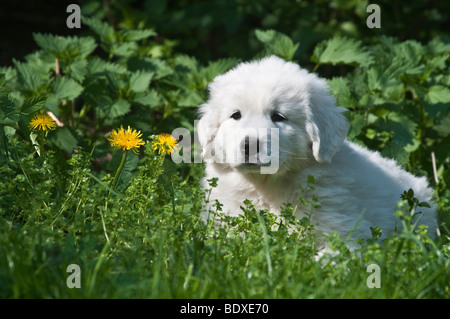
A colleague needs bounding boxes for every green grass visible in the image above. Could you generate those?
[0,142,448,299]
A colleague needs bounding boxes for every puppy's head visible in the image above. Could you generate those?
[197,55,349,175]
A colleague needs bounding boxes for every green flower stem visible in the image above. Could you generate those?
[108,150,127,200]
[39,131,45,157]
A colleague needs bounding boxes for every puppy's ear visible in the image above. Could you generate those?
[196,103,218,162]
[306,80,349,163]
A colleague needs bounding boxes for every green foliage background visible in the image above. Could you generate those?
[0,1,449,298]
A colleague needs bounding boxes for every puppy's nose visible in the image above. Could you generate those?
[241,136,260,159]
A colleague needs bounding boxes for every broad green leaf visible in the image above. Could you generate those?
[13,60,42,92]
[111,42,138,57]
[87,57,127,75]
[20,96,47,114]
[381,143,410,165]
[390,40,424,75]
[178,90,204,107]
[312,37,373,67]
[426,37,450,54]
[64,59,88,83]
[175,55,199,72]
[107,150,139,191]
[327,77,354,108]
[127,57,173,79]
[44,94,59,115]
[52,77,83,100]
[109,99,131,118]
[118,29,156,42]
[129,71,153,93]
[433,116,450,136]
[255,29,299,61]
[0,94,16,122]
[367,57,404,94]
[380,112,417,148]
[33,33,96,60]
[106,72,127,91]
[69,36,97,59]
[425,85,450,104]
[0,73,6,88]
[33,33,66,54]
[82,16,115,43]
[379,112,418,164]
[48,127,78,153]
[346,113,366,140]
[132,90,161,107]
[202,58,240,82]
[22,51,56,79]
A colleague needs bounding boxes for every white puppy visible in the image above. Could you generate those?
[197,55,437,241]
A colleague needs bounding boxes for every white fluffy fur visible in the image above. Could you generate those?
[197,56,437,241]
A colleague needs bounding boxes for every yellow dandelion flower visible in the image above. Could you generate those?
[152,133,178,155]
[108,125,145,154]
[29,114,57,131]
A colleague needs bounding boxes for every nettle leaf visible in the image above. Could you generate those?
[132,90,161,108]
[33,33,66,54]
[312,37,373,67]
[23,50,55,76]
[109,99,131,118]
[389,40,424,75]
[127,57,173,79]
[13,60,42,92]
[33,33,96,61]
[178,90,204,107]
[426,37,450,54]
[0,73,5,88]
[44,94,59,115]
[52,77,83,100]
[129,71,154,93]
[172,55,202,88]
[255,29,299,61]
[105,72,127,91]
[64,59,88,83]
[107,150,139,191]
[111,42,138,57]
[367,57,404,95]
[346,113,367,140]
[20,96,47,115]
[0,94,17,123]
[327,77,354,108]
[379,112,418,164]
[82,16,115,43]
[90,92,131,119]
[202,58,240,82]
[87,57,127,76]
[48,127,78,153]
[423,54,449,75]
[175,55,199,72]
[118,29,156,42]
[425,85,450,104]
[381,112,417,147]
[382,143,410,165]
[433,116,450,136]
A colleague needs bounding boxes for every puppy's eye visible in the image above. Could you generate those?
[230,111,241,120]
[271,112,287,122]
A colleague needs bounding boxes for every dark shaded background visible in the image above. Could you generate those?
[0,0,84,66]
[1,0,449,67]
